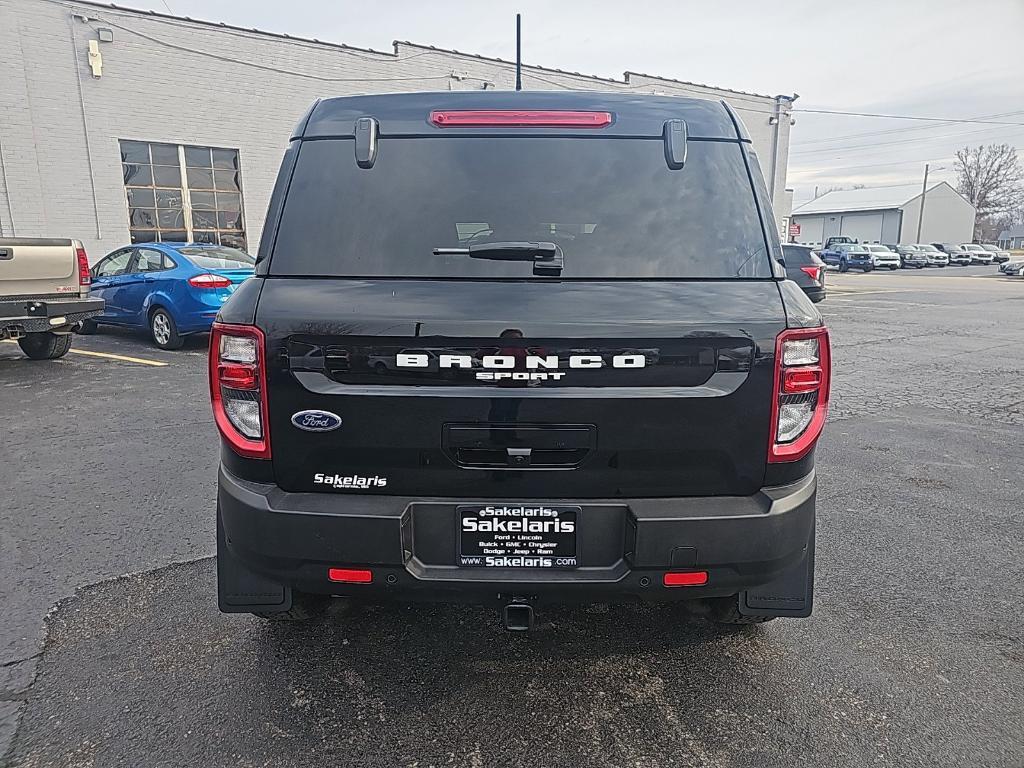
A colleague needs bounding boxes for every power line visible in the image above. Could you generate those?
[791,156,956,173]
[791,126,1024,158]
[791,111,1024,148]
[791,146,1023,174]
[793,107,1024,126]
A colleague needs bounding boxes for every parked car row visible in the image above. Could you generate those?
[882,244,947,267]
[817,242,902,272]
[810,240,1013,273]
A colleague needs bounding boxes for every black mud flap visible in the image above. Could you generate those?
[738,519,815,618]
[217,507,292,614]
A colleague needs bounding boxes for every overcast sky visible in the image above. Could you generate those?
[130,0,1024,203]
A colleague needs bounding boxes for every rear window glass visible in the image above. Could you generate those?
[270,137,772,278]
[177,246,254,269]
[782,245,816,265]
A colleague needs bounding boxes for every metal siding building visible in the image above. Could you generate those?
[997,225,1024,250]
[1,0,796,261]
[790,182,976,246]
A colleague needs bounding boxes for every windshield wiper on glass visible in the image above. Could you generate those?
[433,241,564,276]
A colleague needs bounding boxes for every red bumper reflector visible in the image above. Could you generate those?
[663,571,709,587]
[430,110,613,128]
[217,362,257,390]
[328,568,373,584]
[783,366,822,394]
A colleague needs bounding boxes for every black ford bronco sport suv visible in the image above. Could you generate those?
[213,92,830,630]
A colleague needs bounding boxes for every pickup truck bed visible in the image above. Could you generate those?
[1,238,104,359]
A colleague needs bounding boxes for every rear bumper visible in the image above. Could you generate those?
[218,465,816,607]
[175,310,219,334]
[0,297,104,334]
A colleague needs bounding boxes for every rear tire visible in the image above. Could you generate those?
[889,265,898,270]
[18,332,72,360]
[77,319,98,335]
[253,592,331,622]
[149,307,184,350]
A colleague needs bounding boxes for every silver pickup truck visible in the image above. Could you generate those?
[0,238,104,359]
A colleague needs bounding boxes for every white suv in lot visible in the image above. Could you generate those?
[961,244,994,265]
[863,244,900,270]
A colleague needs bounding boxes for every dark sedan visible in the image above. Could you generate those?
[781,244,826,303]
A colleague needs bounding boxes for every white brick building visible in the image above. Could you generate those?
[1,0,796,260]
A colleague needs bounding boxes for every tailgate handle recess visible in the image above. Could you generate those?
[0,248,12,260]
[443,424,595,470]
[506,447,532,468]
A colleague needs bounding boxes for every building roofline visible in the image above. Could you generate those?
[393,41,775,100]
[791,181,976,216]
[791,204,903,216]
[57,0,392,56]
[54,0,777,101]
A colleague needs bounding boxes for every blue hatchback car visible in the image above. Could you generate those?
[81,243,254,349]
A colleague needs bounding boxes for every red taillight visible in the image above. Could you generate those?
[800,265,821,281]
[76,247,90,286]
[217,362,257,390]
[429,110,613,128]
[209,323,270,459]
[328,568,373,584]
[663,571,709,587]
[189,273,232,289]
[768,327,831,463]
[783,366,822,394]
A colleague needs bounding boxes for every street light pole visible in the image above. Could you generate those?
[915,163,930,243]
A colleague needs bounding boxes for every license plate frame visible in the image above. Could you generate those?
[456,504,579,568]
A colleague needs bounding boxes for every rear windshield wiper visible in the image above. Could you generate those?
[433,241,563,276]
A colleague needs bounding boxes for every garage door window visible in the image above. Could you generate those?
[120,141,247,250]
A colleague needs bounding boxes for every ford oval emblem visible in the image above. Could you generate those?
[291,410,342,432]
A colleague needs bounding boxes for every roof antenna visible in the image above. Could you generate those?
[515,13,522,91]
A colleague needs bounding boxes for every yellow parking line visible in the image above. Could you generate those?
[1,339,168,366]
[67,348,169,366]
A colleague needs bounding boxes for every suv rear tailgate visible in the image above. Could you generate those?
[259,278,785,498]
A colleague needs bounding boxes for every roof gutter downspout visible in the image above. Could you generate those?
[768,94,798,208]
[69,14,102,240]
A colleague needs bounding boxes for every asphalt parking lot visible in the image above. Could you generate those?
[1,265,1021,767]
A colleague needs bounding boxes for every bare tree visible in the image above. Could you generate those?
[954,143,1024,238]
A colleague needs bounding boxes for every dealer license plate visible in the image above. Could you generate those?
[457,504,579,568]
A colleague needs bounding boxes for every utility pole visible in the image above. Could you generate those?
[915,163,930,243]
[515,14,522,91]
